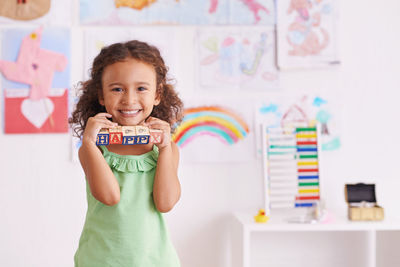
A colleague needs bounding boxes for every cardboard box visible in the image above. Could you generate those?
[345,183,384,221]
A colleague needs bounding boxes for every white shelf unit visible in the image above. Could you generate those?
[231,212,400,267]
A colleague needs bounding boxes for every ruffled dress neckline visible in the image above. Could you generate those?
[99,145,159,173]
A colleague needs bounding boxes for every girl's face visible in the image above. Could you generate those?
[99,58,160,126]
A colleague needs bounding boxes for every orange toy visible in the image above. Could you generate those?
[115,0,157,10]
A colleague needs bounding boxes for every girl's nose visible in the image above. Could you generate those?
[122,89,137,105]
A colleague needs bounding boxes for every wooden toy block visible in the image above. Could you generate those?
[96,126,161,145]
[122,126,136,136]
[109,127,123,144]
[150,129,162,144]
[134,126,150,144]
[96,128,110,145]
[135,126,150,136]
[122,126,137,145]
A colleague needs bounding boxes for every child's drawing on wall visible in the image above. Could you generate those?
[0,27,70,134]
[255,94,341,155]
[277,0,339,69]
[198,28,278,90]
[286,0,330,57]
[80,0,275,25]
[175,97,255,163]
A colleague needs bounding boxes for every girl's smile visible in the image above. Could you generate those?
[99,58,160,126]
[119,109,142,118]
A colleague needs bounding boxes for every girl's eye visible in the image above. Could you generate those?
[137,87,147,92]
[112,87,123,92]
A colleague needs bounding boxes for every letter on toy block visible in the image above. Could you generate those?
[123,136,136,145]
[109,127,123,144]
[96,126,156,145]
[109,133,122,144]
[96,129,110,145]
[122,126,137,145]
[136,135,150,144]
[135,126,150,144]
[150,129,162,144]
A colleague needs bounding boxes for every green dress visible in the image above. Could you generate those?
[74,145,180,267]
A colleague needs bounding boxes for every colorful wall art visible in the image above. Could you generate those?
[255,94,341,153]
[0,0,50,21]
[80,0,275,25]
[197,27,278,90]
[0,0,71,25]
[4,88,69,133]
[276,0,339,69]
[173,106,249,148]
[1,27,70,133]
[173,99,254,162]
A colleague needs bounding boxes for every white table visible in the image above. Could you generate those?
[232,212,400,267]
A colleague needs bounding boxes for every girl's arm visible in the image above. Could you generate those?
[79,113,121,206]
[153,142,181,213]
[147,117,181,213]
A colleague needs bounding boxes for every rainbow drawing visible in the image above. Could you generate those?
[173,106,250,148]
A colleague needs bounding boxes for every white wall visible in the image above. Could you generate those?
[1,1,400,267]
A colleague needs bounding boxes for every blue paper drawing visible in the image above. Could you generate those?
[80,0,275,25]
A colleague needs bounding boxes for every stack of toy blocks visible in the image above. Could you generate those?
[96,126,162,145]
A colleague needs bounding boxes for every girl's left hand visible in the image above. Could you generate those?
[144,117,172,149]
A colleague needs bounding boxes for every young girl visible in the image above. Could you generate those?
[69,40,183,267]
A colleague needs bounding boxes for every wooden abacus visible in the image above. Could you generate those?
[96,126,162,145]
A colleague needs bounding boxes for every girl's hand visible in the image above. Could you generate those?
[144,117,172,149]
[82,113,118,145]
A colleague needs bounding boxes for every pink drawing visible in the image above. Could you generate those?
[200,54,219,65]
[286,0,329,56]
[281,104,308,128]
[262,71,278,81]
[0,27,68,100]
[222,37,235,47]
[209,0,218,13]
[288,0,311,21]
[240,0,269,23]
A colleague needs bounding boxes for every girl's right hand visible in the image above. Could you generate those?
[82,113,118,145]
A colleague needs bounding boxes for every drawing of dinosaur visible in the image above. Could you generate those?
[286,0,329,56]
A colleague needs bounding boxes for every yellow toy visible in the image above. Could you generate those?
[114,0,179,10]
[254,209,269,223]
[114,0,157,10]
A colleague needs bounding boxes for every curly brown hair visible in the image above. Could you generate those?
[69,40,183,138]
